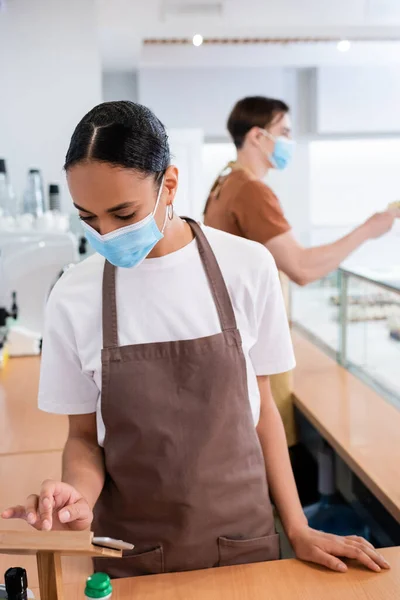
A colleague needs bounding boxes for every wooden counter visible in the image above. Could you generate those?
[50,547,400,600]
[292,331,400,523]
[0,452,62,532]
[0,357,67,455]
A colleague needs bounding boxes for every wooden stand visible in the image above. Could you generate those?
[0,530,122,600]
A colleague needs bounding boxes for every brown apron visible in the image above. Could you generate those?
[93,218,279,578]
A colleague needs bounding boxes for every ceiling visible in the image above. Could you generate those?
[97,0,400,69]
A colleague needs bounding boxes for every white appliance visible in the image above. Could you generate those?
[0,231,78,355]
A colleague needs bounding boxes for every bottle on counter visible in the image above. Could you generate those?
[85,573,113,599]
[48,183,61,212]
[3,567,35,599]
[0,158,17,218]
[0,292,18,370]
[23,169,46,217]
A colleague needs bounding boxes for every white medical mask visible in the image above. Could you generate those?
[82,176,168,268]
[260,130,295,170]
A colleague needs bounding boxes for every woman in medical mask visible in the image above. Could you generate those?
[204,96,400,504]
[3,101,388,578]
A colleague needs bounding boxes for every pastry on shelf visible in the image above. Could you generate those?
[334,304,400,323]
[330,293,400,311]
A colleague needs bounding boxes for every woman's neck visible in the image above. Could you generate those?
[148,215,194,259]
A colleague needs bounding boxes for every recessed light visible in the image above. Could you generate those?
[192,34,204,47]
[337,39,351,52]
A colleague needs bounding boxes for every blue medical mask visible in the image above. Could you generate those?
[260,130,295,170]
[81,177,168,268]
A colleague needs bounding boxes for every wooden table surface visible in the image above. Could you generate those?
[0,452,62,531]
[1,548,399,600]
[0,357,67,455]
[41,547,400,600]
[292,331,400,523]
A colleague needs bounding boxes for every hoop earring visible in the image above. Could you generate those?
[168,205,174,220]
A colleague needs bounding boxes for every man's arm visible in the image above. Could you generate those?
[266,209,400,286]
[62,413,105,509]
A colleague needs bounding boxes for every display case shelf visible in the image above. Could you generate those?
[292,267,400,409]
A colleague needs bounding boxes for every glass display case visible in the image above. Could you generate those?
[291,266,400,408]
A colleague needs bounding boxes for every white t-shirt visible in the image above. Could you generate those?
[39,226,295,446]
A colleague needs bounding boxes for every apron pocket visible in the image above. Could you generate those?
[218,534,280,567]
[93,545,164,579]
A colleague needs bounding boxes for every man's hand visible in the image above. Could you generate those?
[2,479,93,531]
[364,208,400,239]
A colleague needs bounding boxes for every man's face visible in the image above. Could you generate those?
[268,112,292,139]
[257,112,292,169]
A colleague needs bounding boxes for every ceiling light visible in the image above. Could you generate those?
[337,39,351,52]
[192,34,204,47]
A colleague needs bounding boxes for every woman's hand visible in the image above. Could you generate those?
[1,479,93,531]
[289,526,390,573]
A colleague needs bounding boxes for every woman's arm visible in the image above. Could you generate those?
[256,375,390,573]
[62,413,105,509]
[256,375,306,536]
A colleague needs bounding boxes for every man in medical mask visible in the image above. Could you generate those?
[204,96,400,505]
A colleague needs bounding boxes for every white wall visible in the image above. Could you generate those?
[168,129,205,220]
[316,66,400,134]
[138,67,292,138]
[309,138,400,268]
[0,0,102,210]
[138,62,400,140]
[102,71,138,102]
[310,138,400,226]
[202,144,237,200]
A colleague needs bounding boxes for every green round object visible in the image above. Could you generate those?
[84,572,113,598]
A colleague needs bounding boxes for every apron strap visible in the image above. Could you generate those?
[101,218,237,349]
[184,218,237,332]
[102,259,119,349]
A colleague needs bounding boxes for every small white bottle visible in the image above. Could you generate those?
[84,573,112,599]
